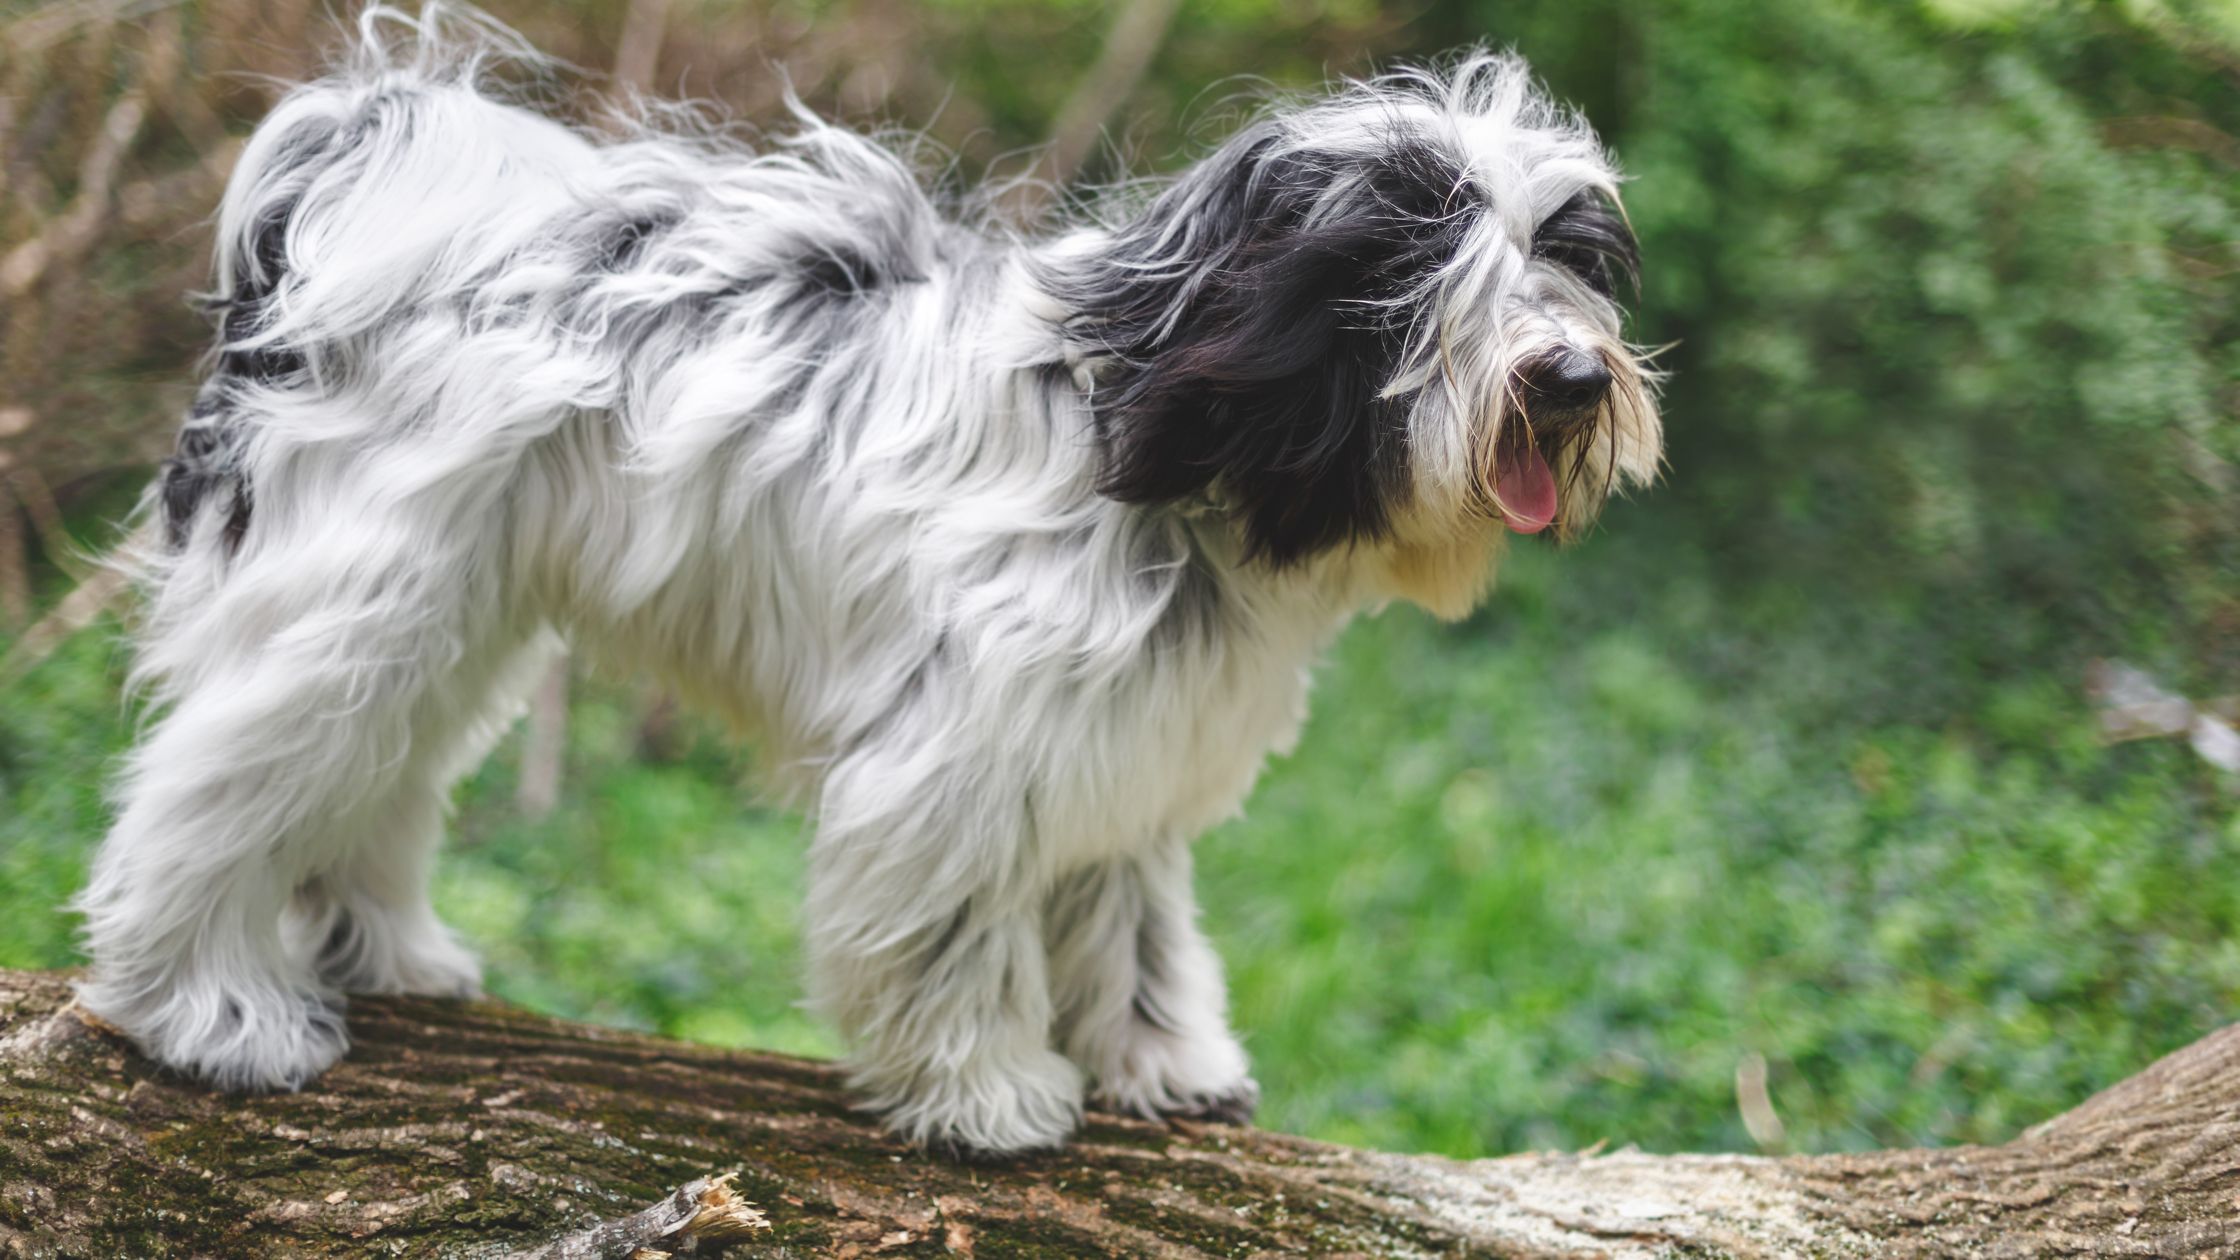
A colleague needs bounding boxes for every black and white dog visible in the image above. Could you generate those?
[79,5,1660,1156]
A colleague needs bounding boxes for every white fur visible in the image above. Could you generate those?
[76,5,1656,1154]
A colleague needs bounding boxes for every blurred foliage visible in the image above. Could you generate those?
[2,0,2237,1159]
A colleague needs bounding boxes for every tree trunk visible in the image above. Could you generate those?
[0,969,2232,1258]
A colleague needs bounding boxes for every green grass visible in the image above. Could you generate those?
[3,504,2233,1159]
[1203,532,2239,1156]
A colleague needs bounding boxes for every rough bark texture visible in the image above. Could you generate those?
[1,969,2234,1259]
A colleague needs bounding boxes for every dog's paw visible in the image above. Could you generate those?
[1093,1075,1262,1128]
[306,903,483,999]
[82,976,349,1092]
[1086,1024,1258,1127]
[333,927,482,999]
[1156,1078,1260,1126]
[864,1047,1084,1158]
[192,994,351,1092]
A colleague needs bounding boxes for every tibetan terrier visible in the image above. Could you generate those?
[78,5,1660,1156]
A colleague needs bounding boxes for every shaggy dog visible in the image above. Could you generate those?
[77,5,1660,1156]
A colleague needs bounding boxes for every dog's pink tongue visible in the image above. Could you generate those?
[1495,441,1558,534]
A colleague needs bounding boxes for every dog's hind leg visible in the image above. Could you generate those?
[77,470,520,1091]
[1046,838,1258,1125]
[289,629,561,1000]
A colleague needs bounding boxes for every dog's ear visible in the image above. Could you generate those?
[1061,123,1471,565]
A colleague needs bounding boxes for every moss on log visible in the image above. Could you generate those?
[1,969,2234,1257]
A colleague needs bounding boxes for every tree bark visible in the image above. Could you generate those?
[0,969,2232,1258]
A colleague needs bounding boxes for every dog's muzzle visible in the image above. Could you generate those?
[1488,347,1613,535]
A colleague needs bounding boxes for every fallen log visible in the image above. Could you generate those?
[0,968,2233,1257]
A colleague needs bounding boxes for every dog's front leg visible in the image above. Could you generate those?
[1047,837,1258,1125]
[804,791,1084,1157]
[811,891,1085,1157]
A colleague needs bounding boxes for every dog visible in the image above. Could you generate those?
[76,4,1660,1157]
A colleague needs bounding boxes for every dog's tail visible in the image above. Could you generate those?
[159,3,585,554]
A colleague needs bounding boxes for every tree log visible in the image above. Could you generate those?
[0,968,2233,1258]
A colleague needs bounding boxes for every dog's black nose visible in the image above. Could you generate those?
[1522,349,1612,412]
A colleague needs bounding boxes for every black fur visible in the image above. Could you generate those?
[162,187,303,551]
[1531,190,1639,299]
[593,213,674,273]
[799,240,922,297]
[1058,124,1474,566]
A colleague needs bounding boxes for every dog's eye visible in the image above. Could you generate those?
[1532,192,1639,299]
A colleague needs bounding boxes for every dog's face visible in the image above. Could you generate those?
[1061,57,1661,616]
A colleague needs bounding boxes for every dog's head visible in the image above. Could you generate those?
[1055,56,1660,616]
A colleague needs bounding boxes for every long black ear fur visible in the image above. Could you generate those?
[1057,123,1472,565]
